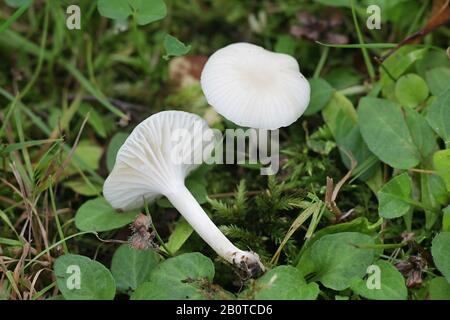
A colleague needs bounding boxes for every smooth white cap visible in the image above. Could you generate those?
[200,42,310,130]
[103,111,216,211]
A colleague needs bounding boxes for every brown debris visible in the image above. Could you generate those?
[290,10,349,44]
[128,213,158,250]
[168,55,208,89]
[395,255,427,288]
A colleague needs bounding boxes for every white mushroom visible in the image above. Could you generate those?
[200,42,310,130]
[103,110,264,275]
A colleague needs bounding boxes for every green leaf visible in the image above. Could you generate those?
[129,0,167,25]
[131,253,217,300]
[416,50,450,78]
[165,219,193,254]
[110,244,160,294]
[304,78,334,115]
[300,232,376,290]
[358,97,420,169]
[443,205,450,232]
[324,68,362,90]
[77,104,107,138]
[403,107,437,159]
[421,173,448,229]
[432,232,450,283]
[323,92,378,180]
[427,89,450,146]
[274,35,296,56]
[380,46,427,87]
[295,217,378,268]
[97,0,167,25]
[75,197,138,232]
[322,92,357,133]
[54,254,116,300]
[163,34,191,60]
[249,266,319,300]
[351,260,407,300]
[377,173,413,219]
[106,132,129,172]
[97,0,132,21]
[429,277,450,300]
[433,149,450,192]
[64,179,102,196]
[395,73,429,108]
[426,67,450,97]
[73,141,103,171]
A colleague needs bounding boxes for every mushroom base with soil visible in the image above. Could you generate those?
[166,185,265,276]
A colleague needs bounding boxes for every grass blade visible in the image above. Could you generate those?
[0,1,31,34]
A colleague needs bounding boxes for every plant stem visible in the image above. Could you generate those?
[350,0,376,81]
[143,200,173,256]
[49,181,68,254]
[313,47,329,78]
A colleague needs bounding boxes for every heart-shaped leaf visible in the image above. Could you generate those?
[97,0,132,21]
[395,73,429,108]
[97,0,167,26]
[377,173,413,219]
[358,97,420,169]
[351,260,407,300]
[428,277,450,300]
[163,34,191,60]
[111,244,160,294]
[298,232,376,291]
[75,197,138,232]
[106,132,129,172]
[403,107,437,159]
[431,232,450,283]
[433,149,450,192]
[131,253,219,300]
[426,67,450,96]
[323,93,378,180]
[54,254,116,300]
[304,78,334,115]
[165,219,193,254]
[247,266,319,300]
[427,89,450,146]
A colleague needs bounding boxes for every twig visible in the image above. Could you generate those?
[325,148,357,221]
[408,168,436,175]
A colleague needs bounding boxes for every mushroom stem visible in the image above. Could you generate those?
[166,185,264,276]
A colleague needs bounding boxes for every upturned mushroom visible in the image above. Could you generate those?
[103,110,264,276]
[200,42,310,130]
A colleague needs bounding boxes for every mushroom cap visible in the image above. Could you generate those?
[103,111,216,211]
[200,42,310,130]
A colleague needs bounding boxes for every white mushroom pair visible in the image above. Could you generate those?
[104,43,310,276]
